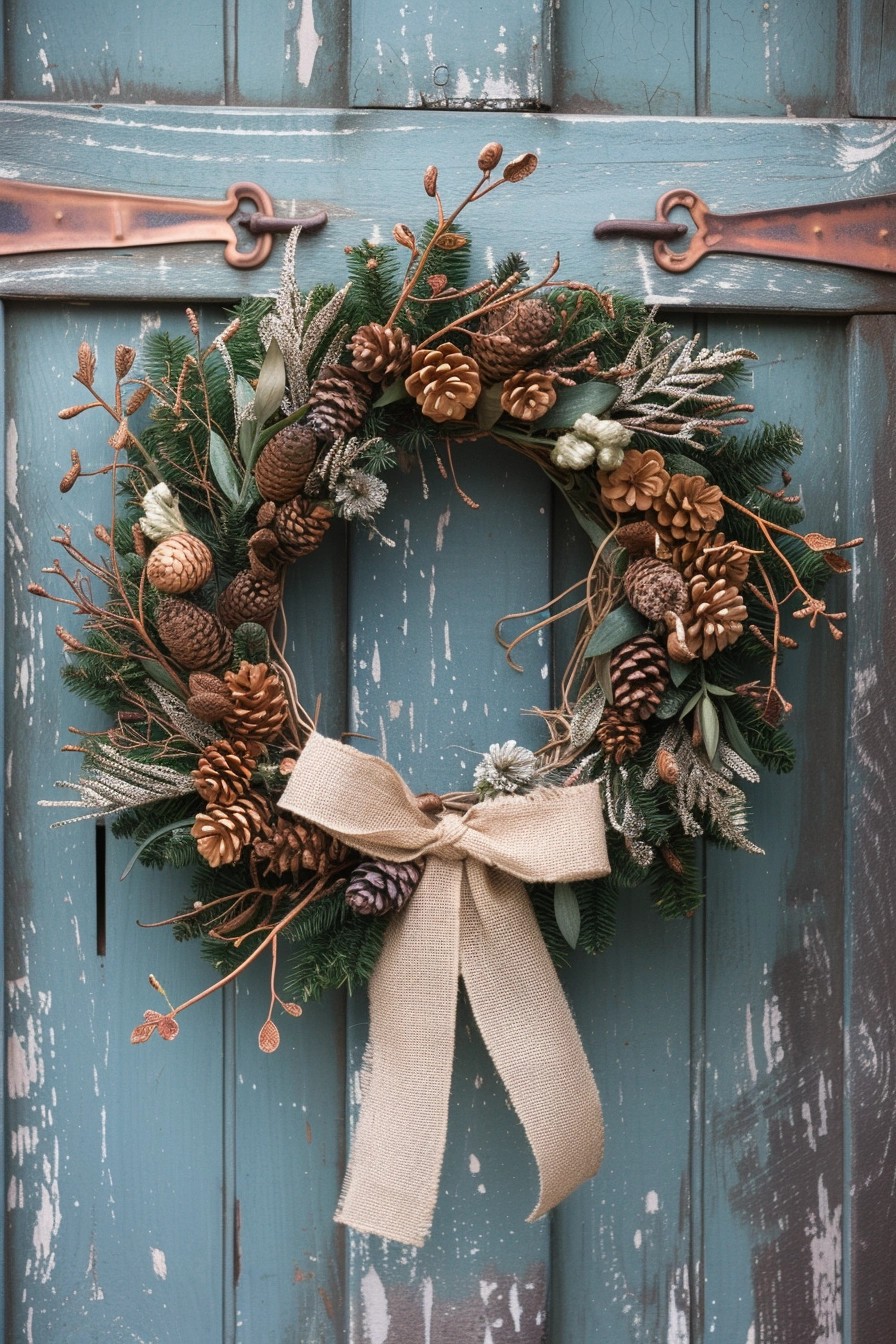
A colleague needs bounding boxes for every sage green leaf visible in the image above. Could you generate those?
[120,820,193,881]
[138,658,183,694]
[704,682,735,697]
[372,379,411,409]
[699,694,720,765]
[238,417,256,467]
[679,686,704,719]
[720,702,763,772]
[670,657,693,687]
[655,684,689,720]
[476,383,505,431]
[592,652,615,704]
[664,453,713,479]
[570,685,606,747]
[585,603,646,658]
[234,375,255,418]
[208,431,242,504]
[554,882,581,949]
[537,380,620,430]
[253,405,310,454]
[252,337,287,429]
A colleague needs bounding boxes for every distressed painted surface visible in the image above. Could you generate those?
[849,0,896,115]
[1,108,896,313]
[235,0,350,107]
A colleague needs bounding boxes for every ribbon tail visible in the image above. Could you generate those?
[335,859,461,1247]
[459,866,604,1221]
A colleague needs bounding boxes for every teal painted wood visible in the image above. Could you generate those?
[349,1,553,109]
[555,0,696,115]
[849,0,896,115]
[704,0,844,116]
[845,315,896,1343]
[0,300,6,1344]
[234,0,350,107]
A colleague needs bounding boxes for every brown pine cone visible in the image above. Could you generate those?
[683,576,747,659]
[253,815,348,879]
[306,364,373,443]
[221,661,289,743]
[348,323,412,384]
[271,495,332,563]
[191,792,271,868]
[598,449,670,514]
[346,858,424,915]
[653,473,724,542]
[610,633,670,721]
[469,299,555,383]
[596,706,644,764]
[145,532,214,594]
[254,425,318,502]
[186,671,231,723]
[616,520,660,556]
[405,343,481,422]
[155,598,234,671]
[192,739,257,806]
[691,533,752,588]
[500,368,557,422]
[623,555,688,621]
[217,563,282,629]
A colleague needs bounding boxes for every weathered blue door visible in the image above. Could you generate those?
[3,4,895,1341]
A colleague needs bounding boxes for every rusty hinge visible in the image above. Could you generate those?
[595,190,895,274]
[0,180,327,269]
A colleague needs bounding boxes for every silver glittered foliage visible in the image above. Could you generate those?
[333,470,389,523]
[39,743,197,826]
[473,740,537,798]
[643,722,764,853]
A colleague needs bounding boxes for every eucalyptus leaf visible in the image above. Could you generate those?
[553,882,581,949]
[234,375,256,418]
[679,686,704,720]
[238,417,256,467]
[252,337,287,429]
[372,379,411,409]
[120,820,193,881]
[592,652,614,704]
[253,405,310,454]
[208,431,242,504]
[663,453,713,480]
[670,657,694,687]
[699,694,720,765]
[537,380,620,430]
[585,603,646,658]
[570,686,607,747]
[138,659,184,694]
[655,684,690,720]
[476,383,505,431]
[705,682,735,697]
[720,702,763,772]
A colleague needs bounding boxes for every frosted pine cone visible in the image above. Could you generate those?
[473,740,537,797]
[345,858,424,915]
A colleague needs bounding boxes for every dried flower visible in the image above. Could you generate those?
[551,433,596,470]
[502,152,538,182]
[473,740,537,797]
[573,414,633,453]
[114,345,137,379]
[139,482,186,540]
[333,470,389,523]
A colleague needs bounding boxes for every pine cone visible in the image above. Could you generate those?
[186,672,231,723]
[155,598,233,671]
[616,520,660,556]
[145,532,214,594]
[623,555,688,621]
[253,815,348,879]
[192,739,257,806]
[306,365,373,444]
[653,473,724,543]
[682,577,747,659]
[191,792,270,868]
[405,343,481,423]
[348,323,412,384]
[690,533,752,588]
[217,564,282,629]
[469,299,555,383]
[346,858,424,915]
[598,449,670,514]
[221,661,289,743]
[271,495,332,563]
[596,706,644,764]
[500,368,557,422]
[254,425,318,502]
[610,633,670,721]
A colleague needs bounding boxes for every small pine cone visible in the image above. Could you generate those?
[469,299,555,383]
[218,566,282,629]
[254,425,318,502]
[145,532,214,594]
[155,598,234,670]
[405,343,481,423]
[616,520,660,556]
[192,739,256,806]
[272,495,332,563]
[186,671,230,722]
[500,368,557,422]
[623,555,688,621]
[691,533,752,588]
[683,576,747,659]
[253,815,347,879]
[191,792,271,868]
[346,858,424,915]
[610,633,670,721]
[348,323,413,384]
[221,661,289,743]
[653,473,724,542]
[306,364,373,444]
[598,449,670,514]
[596,706,644,764]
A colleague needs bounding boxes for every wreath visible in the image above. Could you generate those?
[35,143,859,1048]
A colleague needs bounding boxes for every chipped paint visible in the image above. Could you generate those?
[294,0,323,88]
[360,1265,390,1344]
[150,1246,168,1280]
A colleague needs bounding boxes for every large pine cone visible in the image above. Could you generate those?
[221,661,289,744]
[253,815,348,879]
[218,565,282,629]
[653,473,724,542]
[271,495,332,563]
[155,598,233,670]
[598,449,670,514]
[469,299,555,384]
[500,368,557,422]
[254,425,317,502]
[192,739,256,806]
[145,532,214,594]
[306,364,373,443]
[348,323,412,384]
[610,633,670,721]
[682,576,747,659]
[345,858,424,915]
[623,555,688,621]
[191,793,270,868]
[596,706,644,764]
[405,343,481,423]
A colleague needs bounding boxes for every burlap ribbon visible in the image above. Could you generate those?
[278,733,610,1246]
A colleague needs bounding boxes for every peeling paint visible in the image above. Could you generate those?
[294,0,323,88]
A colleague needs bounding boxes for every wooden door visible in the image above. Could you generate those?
[3,4,895,1341]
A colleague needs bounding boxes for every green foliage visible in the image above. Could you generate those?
[401,220,473,339]
[492,251,530,288]
[705,422,803,497]
[343,241,403,328]
[649,841,703,919]
[577,878,619,954]
[233,622,270,665]
[281,888,387,999]
[529,883,571,967]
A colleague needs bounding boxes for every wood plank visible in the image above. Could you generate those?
[349,0,552,109]
[1,107,895,312]
[849,0,896,115]
[234,0,350,107]
[844,314,896,1343]
[705,0,845,116]
[0,301,6,1344]
[555,0,696,115]
[701,316,848,1344]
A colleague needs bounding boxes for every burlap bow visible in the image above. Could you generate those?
[279,733,610,1246]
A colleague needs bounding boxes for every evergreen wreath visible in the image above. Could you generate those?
[32,143,860,1049]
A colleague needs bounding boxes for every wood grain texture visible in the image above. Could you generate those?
[849,0,896,115]
[555,0,696,115]
[845,315,896,1344]
[1,106,895,313]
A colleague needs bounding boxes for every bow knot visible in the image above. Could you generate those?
[426,811,469,862]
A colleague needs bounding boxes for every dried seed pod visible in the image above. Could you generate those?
[423,165,438,196]
[478,142,503,171]
[656,748,680,785]
[502,152,538,182]
[114,345,137,379]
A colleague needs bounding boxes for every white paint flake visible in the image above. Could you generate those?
[6,417,19,508]
[745,1002,759,1083]
[444,622,452,662]
[37,48,55,93]
[469,1153,480,1174]
[422,1275,433,1344]
[371,641,381,684]
[645,1190,659,1214]
[435,504,450,551]
[508,1281,523,1330]
[360,1265,390,1344]
[666,1264,689,1344]
[808,1175,841,1342]
[294,0,323,88]
[762,995,784,1072]
[150,1246,168,1280]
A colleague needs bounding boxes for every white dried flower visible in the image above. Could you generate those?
[139,482,185,540]
[596,443,627,471]
[333,470,389,523]
[573,413,634,452]
[473,740,537,797]
[550,433,596,471]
